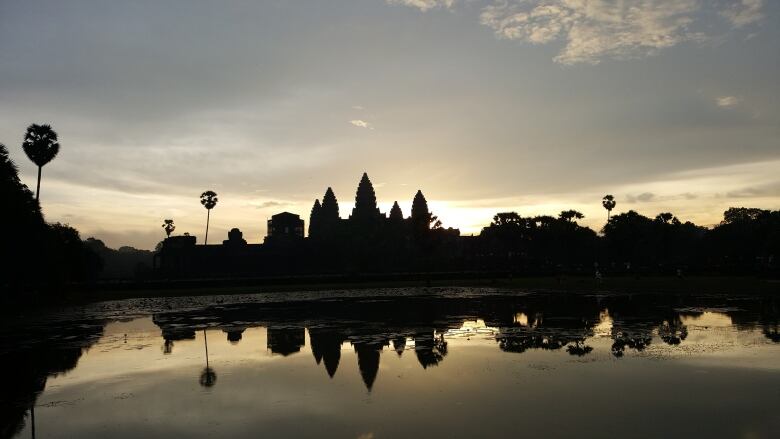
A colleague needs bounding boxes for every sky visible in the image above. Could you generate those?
[1,0,778,250]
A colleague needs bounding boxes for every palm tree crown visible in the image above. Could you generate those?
[200,191,218,209]
[200,191,218,245]
[162,219,175,237]
[602,195,616,221]
[22,123,60,201]
[22,124,60,167]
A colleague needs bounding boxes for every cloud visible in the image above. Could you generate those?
[720,0,764,28]
[349,119,373,129]
[626,192,656,203]
[386,0,455,12]
[716,96,741,108]
[480,0,709,65]
[254,200,288,209]
[725,181,780,198]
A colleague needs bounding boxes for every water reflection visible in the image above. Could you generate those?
[1,290,779,438]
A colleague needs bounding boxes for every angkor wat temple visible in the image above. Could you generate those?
[156,173,465,278]
[155,172,779,279]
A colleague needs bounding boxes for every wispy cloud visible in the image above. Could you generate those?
[626,192,656,203]
[720,0,764,28]
[386,0,455,12]
[480,0,706,65]
[254,200,288,209]
[716,96,741,108]
[350,119,373,129]
[393,0,766,64]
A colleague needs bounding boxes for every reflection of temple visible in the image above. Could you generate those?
[267,326,306,356]
[155,172,462,277]
[141,293,780,391]
[5,292,780,435]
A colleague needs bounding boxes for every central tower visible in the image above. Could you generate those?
[350,172,382,221]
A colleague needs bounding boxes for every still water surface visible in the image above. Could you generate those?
[2,288,779,438]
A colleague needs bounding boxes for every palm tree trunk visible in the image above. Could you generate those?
[35,166,42,202]
[205,209,210,245]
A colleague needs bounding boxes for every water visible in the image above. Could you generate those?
[2,288,779,438]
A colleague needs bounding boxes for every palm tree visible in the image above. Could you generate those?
[602,195,616,222]
[22,123,60,202]
[162,219,175,238]
[200,190,218,245]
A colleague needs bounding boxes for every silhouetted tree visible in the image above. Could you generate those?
[559,210,584,222]
[162,219,175,238]
[22,124,60,202]
[200,190,218,245]
[492,212,524,227]
[655,212,680,225]
[602,194,616,222]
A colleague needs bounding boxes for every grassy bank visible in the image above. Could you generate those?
[58,274,778,304]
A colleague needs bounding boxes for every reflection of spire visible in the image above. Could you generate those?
[392,336,406,356]
[324,348,341,378]
[309,329,344,378]
[224,328,244,344]
[354,343,381,391]
[267,326,305,356]
[414,331,447,369]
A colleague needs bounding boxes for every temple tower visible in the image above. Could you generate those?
[351,172,382,221]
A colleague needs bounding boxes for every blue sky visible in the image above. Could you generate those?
[1,0,777,249]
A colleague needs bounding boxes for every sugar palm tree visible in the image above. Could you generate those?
[162,219,175,238]
[602,195,616,222]
[200,191,218,245]
[22,123,60,201]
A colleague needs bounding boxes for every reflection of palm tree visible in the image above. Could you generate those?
[602,195,616,223]
[22,123,60,202]
[30,403,35,439]
[199,330,217,387]
[200,191,218,245]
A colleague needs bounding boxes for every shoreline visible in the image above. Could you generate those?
[67,274,780,304]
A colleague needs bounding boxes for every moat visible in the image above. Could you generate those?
[2,288,779,439]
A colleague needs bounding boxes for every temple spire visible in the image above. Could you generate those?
[309,199,322,237]
[389,201,403,222]
[321,187,339,220]
[351,172,381,220]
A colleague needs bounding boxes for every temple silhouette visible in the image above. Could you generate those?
[151,172,779,279]
[155,172,463,277]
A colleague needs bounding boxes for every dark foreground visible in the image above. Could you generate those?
[2,287,779,439]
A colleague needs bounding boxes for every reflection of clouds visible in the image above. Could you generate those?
[444,319,499,338]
